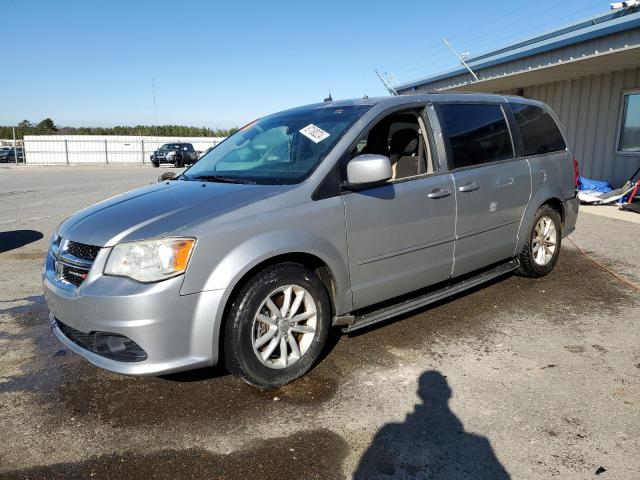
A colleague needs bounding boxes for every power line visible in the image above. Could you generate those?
[386,0,576,67]
[384,0,604,74]
[384,0,607,85]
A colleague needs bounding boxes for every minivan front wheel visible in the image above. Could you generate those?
[224,263,330,388]
[517,205,562,277]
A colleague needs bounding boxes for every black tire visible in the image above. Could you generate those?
[152,161,159,168]
[516,204,562,278]
[224,262,331,388]
[174,156,184,168]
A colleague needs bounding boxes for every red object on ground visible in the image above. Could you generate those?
[626,179,639,205]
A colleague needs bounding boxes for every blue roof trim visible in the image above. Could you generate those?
[396,8,640,91]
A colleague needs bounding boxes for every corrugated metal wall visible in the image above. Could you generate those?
[523,67,640,186]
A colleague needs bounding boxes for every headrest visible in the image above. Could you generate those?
[390,129,418,156]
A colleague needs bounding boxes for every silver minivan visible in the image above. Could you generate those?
[43,94,579,388]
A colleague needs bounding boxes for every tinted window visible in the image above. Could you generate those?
[437,104,513,169]
[510,103,566,155]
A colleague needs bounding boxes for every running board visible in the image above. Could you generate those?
[343,259,519,333]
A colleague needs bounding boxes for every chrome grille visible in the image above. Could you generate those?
[54,239,101,287]
[67,241,100,261]
[61,264,89,286]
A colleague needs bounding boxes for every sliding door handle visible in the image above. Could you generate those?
[458,181,479,192]
[427,188,452,199]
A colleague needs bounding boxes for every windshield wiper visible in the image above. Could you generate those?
[184,175,254,184]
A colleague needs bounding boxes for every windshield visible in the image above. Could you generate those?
[160,144,179,150]
[183,105,371,184]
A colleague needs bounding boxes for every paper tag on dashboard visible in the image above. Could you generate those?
[299,124,330,143]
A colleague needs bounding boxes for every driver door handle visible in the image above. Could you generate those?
[427,188,452,199]
[458,181,479,192]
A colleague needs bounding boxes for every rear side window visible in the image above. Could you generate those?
[436,104,513,169]
[509,103,566,156]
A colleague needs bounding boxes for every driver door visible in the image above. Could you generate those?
[342,107,456,309]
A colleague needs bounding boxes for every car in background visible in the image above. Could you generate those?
[150,143,199,168]
[0,147,24,163]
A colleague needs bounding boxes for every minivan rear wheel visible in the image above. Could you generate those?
[517,205,562,277]
[224,263,330,388]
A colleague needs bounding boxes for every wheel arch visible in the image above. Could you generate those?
[216,251,341,368]
[515,187,566,256]
[543,197,565,226]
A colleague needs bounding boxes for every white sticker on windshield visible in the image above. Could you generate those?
[299,124,330,143]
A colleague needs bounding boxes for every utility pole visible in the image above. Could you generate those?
[152,78,158,138]
[443,38,479,81]
[12,126,17,165]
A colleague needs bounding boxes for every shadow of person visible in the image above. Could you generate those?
[0,229,44,253]
[354,371,510,479]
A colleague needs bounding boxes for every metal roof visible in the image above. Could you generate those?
[395,7,640,91]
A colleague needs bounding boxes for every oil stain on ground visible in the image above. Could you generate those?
[1,247,635,432]
[336,248,636,361]
[0,428,348,480]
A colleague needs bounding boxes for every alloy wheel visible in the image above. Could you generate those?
[532,216,557,266]
[251,285,317,369]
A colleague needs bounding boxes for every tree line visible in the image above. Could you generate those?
[0,119,239,139]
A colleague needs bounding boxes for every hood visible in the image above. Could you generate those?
[58,179,285,247]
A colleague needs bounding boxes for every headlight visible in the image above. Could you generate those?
[104,238,195,283]
[166,151,176,157]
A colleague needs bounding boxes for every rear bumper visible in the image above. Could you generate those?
[43,248,225,375]
[563,193,579,237]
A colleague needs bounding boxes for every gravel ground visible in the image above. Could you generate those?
[0,167,638,479]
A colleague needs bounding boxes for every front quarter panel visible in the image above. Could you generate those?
[180,195,352,314]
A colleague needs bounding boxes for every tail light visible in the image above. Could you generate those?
[573,156,580,188]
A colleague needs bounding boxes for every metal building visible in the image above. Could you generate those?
[395,6,640,187]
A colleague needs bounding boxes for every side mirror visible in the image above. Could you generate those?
[346,154,392,186]
[158,171,177,182]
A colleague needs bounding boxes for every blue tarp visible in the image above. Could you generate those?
[578,176,613,193]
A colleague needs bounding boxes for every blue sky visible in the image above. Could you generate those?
[0,0,608,128]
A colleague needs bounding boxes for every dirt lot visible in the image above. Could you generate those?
[1,166,639,479]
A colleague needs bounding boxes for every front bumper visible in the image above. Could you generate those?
[152,156,169,164]
[43,247,225,375]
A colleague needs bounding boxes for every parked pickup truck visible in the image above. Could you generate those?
[150,143,199,168]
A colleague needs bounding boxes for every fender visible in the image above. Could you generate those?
[203,228,351,310]
[514,182,566,256]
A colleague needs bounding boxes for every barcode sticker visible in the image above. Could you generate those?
[299,124,330,143]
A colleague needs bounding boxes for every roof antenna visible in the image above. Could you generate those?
[442,38,479,81]
[324,88,333,102]
[375,69,398,96]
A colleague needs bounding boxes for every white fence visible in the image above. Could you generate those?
[22,135,226,165]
